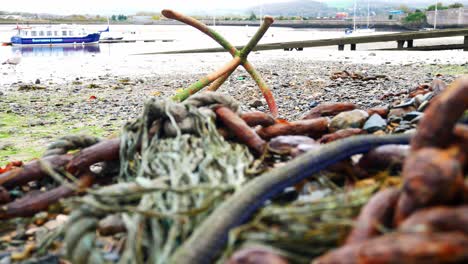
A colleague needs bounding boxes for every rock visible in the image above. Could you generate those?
[35,79,40,84]
[272,187,299,204]
[249,100,263,108]
[309,100,319,109]
[291,143,322,157]
[394,121,414,133]
[366,107,389,118]
[0,256,11,264]
[410,114,424,124]
[103,252,120,262]
[431,79,446,95]
[368,52,376,56]
[413,94,425,107]
[44,214,68,230]
[403,111,423,122]
[363,114,387,133]
[18,84,46,91]
[329,109,369,132]
[268,135,316,154]
[417,100,430,112]
[0,142,13,150]
[459,110,468,124]
[98,214,126,236]
[393,98,415,109]
[388,106,417,119]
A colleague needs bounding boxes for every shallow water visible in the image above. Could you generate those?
[0,24,466,86]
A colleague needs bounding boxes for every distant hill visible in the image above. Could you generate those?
[248,0,468,18]
[248,1,336,17]
[324,0,468,9]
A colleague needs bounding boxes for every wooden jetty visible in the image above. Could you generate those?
[140,28,468,54]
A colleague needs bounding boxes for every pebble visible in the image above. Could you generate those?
[268,135,316,154]
[309,100,319,109]
[98,214,126,236]
[249,100,263,108]
[403,111,423,122]
[417,99,431,112]
[388,106,417,119]
[393,98,415,109]
[329,109,369,132]
[363,114,387,133]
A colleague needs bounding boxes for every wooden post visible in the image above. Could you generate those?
[350,43,356,51]
[338,44,345,51]
[407,40,414,48]
[464,36,468,51]
[397,40,405,49]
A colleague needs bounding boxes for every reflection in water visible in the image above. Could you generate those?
[12,44,101,57]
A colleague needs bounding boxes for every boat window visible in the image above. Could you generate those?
[47,31,52,36]
[69,31,73,36]
[21,31,28,36]
[62,31,67,36]
[39,31,44,36]
[54,31,58,36]
[31,31,37,37]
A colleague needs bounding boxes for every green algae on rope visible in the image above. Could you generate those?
[170,133,413,264]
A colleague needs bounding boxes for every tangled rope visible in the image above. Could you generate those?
[63,93,253,264]
[43,135,101,157]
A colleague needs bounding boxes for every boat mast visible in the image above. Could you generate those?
[367,0,370,29]
[353,0,357,31]
[434,2,438,29]
[259,0,263,25]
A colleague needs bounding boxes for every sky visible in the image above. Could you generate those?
[1,0,297,15]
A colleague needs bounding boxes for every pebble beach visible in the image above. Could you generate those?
[1,47,467,164]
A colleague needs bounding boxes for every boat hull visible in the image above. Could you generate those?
[11,33,100,46]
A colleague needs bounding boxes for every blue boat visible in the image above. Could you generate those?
[11,25,102,46]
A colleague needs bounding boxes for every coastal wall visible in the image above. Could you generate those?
[426,8,468,26]
[145,19,405,30]
[0,18,406,30]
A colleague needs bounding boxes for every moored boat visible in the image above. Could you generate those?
[10,25,101,46]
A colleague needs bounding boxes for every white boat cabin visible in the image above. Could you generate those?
[17,26,90,38]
